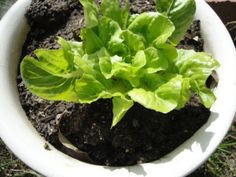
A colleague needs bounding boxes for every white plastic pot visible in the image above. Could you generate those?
[0,0,236,177]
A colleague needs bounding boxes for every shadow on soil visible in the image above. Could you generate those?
[104,112,219,177]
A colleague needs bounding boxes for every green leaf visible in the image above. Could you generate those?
[176,78,191,109]
[198,88,216,108]
[121,30,146,53]
[140,73,174,91]
[144,47,168,73]
[98,48,113,79]
[20,50,83,102]
[176,49,220,108]
[64,41,84,57]
[190,80,216,108]
[156,0,196,44]
[128,12,175,44]
[132,50,146,69]
[155,43,178,71]
[98,17,122,46]
[101,0,129,29]
[155,0,173,13]
[111,61,140,87]
[81,17,122,54]
[112,96,134,127]
[81,28,103,54]
[176,50,220,83]
[58,37,84,68]
[129,75,184,113]
[79,0,99,28]
[74,74,107,103]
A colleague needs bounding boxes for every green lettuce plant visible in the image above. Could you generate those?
[20,0,219,127]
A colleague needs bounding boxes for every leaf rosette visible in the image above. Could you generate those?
[21,0,220,127]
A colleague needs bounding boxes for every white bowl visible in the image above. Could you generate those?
[0,0,236,177]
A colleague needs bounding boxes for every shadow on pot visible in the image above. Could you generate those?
[153,111,218,164]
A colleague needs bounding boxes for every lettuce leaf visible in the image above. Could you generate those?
[128,12,175,45]
[129,75,185,113]
[112,96,133,127]
[175,49,220,107]
[156,0,196,44]
[101,0,129,29]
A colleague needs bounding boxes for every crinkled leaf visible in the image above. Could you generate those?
[121,30,146,53]
[176,49,220,83]
[128,12,174,44]
[176,49,220,108]
[176,78,191,109]
[98,17,122,46]
[156,43,178,71]
[112,97,134,127]
[81,28,103,54]
[132,50,146,69]
[82,17,122,54]
[79,0,99,28]
[101,0,129,29]
[98,48,146,86]
[98,48,113,79]
[58,37,84,68]
[190,80,216,108]
[112,62,140,87]
[20,50,82,102]
[156,0,196,44]
[144,47,168,73]
[129,75,184,113]
[140,73,175,91]
[198,88,216,108]
[74,74,108,103]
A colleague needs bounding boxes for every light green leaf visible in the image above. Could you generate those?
[81,28,103,54]
[112,61,140,87]
[98,17,122,46]
[128,12,174,44]
[79,0,99,28]
[98,48,113,79]
[58,37,84,69]
[140,73,175,91]
[176,49,220,83]
[191,80,216,108]
[74,74,107,103]
[121,30,146,53]
[176,78,191,109]
[112,96,134,127]
[20,50,83,102]
[156,0,196,44]
[101,0,129,29]
[198,88,216,108]
[132,50,146,69]
[98,49,146,86]
[144,47,168,73]
[155,43,178,71]
[176,49,220,108]
[58,37,84,56]
[128,89,174,114]
[155,75,183,110]
[129,75,184,113]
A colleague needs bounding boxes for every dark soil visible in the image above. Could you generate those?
[17,0,210,166]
